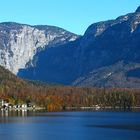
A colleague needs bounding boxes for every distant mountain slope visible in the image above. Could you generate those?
[18,40,81,84]
[71,6,140,87]
[73,61,140,88]
[0,22,79,74]
[18,6,140,88]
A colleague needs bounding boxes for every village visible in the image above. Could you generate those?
[0,99,36,111]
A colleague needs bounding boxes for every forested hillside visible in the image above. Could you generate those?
[0,66,140,111]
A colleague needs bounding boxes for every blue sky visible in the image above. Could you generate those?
[0,0,140,35]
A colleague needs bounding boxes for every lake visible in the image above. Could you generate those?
[0,111,140,140]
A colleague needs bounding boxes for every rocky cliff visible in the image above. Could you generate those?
[0,22,78,74]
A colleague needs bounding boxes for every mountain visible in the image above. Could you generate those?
[71,6,140,87]
[0,6,140,88]
[18,40,81,84]
[17,6,140,88]
[0,22,78,74]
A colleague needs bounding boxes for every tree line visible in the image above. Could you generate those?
[0,66,140,111]
[0,84,140,111]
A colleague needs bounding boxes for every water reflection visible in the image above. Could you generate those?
[0,111,140,140]
[0,110,28,117]
[0,110,29,124]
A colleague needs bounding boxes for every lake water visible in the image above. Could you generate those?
[0,111,140,140]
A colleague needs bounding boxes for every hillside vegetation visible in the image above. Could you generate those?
[0,66,140,111]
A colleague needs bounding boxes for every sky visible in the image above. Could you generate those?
[0,0,140,35]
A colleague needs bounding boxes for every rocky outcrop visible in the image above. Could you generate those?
[0,22,78,74]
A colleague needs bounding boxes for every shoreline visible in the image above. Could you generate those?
[1,106,140,112]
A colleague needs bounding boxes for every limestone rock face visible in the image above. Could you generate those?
[0,22,78,74]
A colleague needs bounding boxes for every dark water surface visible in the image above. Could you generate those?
[0,111,140,140]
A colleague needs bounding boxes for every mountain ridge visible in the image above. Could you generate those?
[0,22,79,74]
[1,6,140,88]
